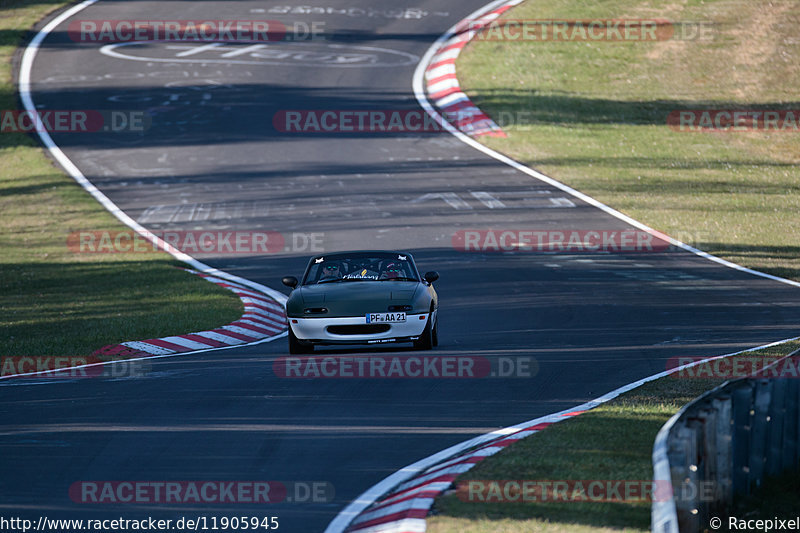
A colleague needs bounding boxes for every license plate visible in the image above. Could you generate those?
[366,312,406,324]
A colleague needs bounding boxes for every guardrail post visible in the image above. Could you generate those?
[786,376,800,468]
[694,406,716,525]
[711,396,732,511]
[731,383,754,498]
[748,380,772,490]
[675,421,704,532]
[766,378,787,476]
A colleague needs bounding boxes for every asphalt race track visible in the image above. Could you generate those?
[2,1,800,531]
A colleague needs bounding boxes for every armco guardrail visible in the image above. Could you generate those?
[652,349,800,533]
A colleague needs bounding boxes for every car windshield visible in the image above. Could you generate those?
[303,252,419,285]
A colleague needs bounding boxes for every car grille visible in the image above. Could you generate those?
[326,324,391,335]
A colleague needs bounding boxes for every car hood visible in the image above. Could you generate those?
[287,281,423,317]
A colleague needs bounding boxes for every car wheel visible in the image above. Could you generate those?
[413,315,434,350]
[432,314,439,347]
[288,326,313,354]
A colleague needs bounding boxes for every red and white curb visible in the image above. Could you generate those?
[93,269,287,359]
[424,1,524,137]
[18,0,292,372]
[343,415,584,533]
[415,0,800,289]
[328,338,799,533]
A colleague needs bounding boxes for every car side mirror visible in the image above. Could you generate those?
[423,271,439,283]
[282,276,298,288]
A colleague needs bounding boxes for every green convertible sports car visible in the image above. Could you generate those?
[281,251,439,353]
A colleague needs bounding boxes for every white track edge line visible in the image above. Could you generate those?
[411,0,800,289]
[325,0,800,526]
[18,0,289,304]
[0,332,287,382]
[14,0,288,382]
[325,335,800,532]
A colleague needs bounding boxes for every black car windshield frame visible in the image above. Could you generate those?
[301,252,419,285]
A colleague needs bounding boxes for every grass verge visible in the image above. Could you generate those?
[456,0,800,281]
[428,340,800,532]
[0,0,243,357]
[432,1,800,529]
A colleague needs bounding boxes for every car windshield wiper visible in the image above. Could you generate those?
[378,277,418,282]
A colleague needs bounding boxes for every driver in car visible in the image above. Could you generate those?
[379,261,403,280]
[321,262,343,281]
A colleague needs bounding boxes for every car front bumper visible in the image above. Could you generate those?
[289,313,430,345]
